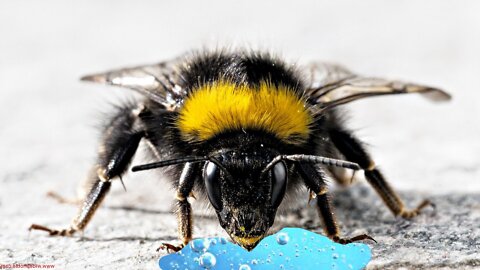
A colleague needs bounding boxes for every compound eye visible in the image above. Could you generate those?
[203,161,223,211]
[271,161,287,208]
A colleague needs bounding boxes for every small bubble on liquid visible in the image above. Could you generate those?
[360,248,365,253]
[238,264,251,270]
[348,264,354,269]
[294,244,299,248]
[332,253,339,259]
[295,253,300,257]
[276,232,289,245]
[266,258,271,263]
[199,252,216,269]
[251,259,258,265]
[330,246,336,251]
[280,265,284,269]
[191,239,210,252]
[210,238,217,245]
[279,252,283,256]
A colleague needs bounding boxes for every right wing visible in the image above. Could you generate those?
[304,62,451,112]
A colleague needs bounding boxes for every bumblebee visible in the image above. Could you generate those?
[30,50,451,251]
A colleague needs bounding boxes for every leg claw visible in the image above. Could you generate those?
[157,242,185,253]
[29,224,75,236]
[333,234,376,244]
[399,199,434,219]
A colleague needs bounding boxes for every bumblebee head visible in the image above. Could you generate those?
[132,144,359,251]
[203,149,288,250]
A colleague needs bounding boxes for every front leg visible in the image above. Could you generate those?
[30,105,145,236]
[297,163,374,244]
[158,162,199,253]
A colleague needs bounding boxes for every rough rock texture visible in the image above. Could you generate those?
[1,0,480,269]
[1,182,479,269]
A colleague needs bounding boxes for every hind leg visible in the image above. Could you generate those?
[329,129,432,218]
[30,104,145,236]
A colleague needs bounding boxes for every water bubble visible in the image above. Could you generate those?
[199,252,216,269]
[330,246,336,251]
[220,237,228,244]
[280,265,284,269]
[238,264,251,270]
[210,238,217,245]
[279,252,283,257]
[295,253,299,257]
[251,259,258,265]
[332,253,339,259]
[191,239,210,252]
[360,248,365,253]
[276,232,289,245]
[348,264,354,269]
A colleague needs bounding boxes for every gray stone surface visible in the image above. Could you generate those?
[1,0,480,269]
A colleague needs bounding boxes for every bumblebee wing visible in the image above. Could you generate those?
[304,62,451,111]
[81,57,187,110]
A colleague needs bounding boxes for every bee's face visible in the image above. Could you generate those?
[203,150,288,250]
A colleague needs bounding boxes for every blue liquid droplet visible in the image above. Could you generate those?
[191,239,210,252]
[276,232,289,245]
[238,264,251,270]
[199,252,216,269]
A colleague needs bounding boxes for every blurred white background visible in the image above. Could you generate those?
[1,0,479,200]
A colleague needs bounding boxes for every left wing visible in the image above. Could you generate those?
[80,56,188,111]
[303,62,451,111]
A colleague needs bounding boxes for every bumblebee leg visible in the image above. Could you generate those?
[30,105,144,236]
[158,162,198,253]
[297,163,375,244]
[329,129,433,219]
[46,191,81,205]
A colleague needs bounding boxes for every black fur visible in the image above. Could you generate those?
[181,50,303,91]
